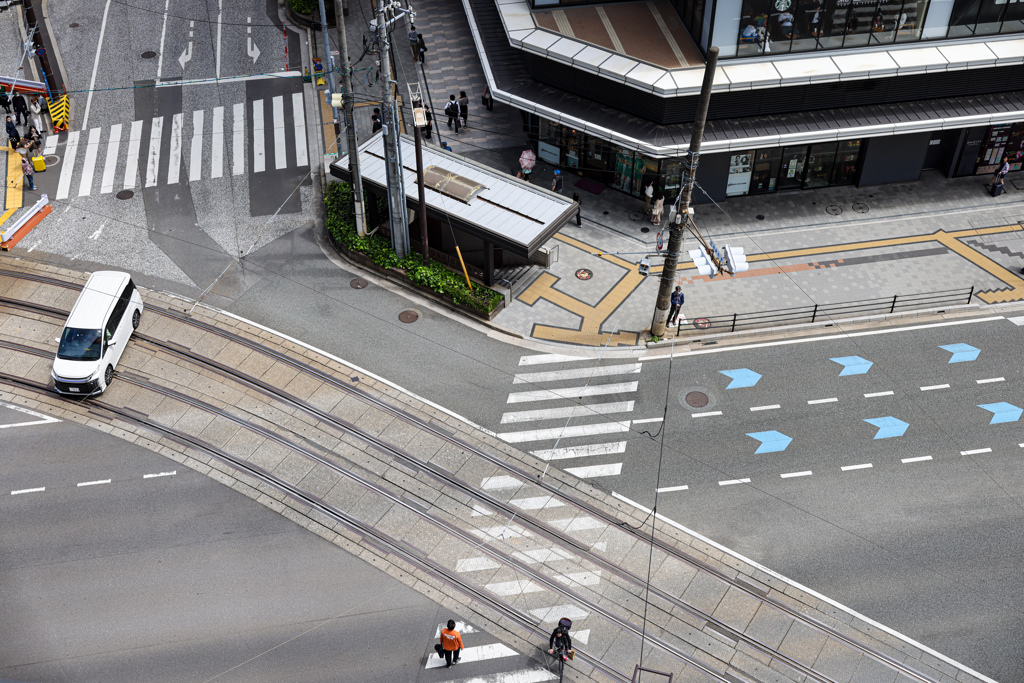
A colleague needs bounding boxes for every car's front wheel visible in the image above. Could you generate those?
[132,309,141,330]
[103,364,114,388]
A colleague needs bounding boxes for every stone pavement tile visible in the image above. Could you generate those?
[235,347,278,379]
[169,404,217,436]
[281,371,324,402]
[378,418,423,451]
[776,620,829,669]
[729,649,800,683]
[137,356,201,387]
[351,405,396,437]
[271,450,316,485]
[297,465,343,500]
[679,569,729,615]
[742,604,794,650]
[322,475,368,511]
[196,418,242,450]
[189,331,230,360]
[305,383,346,414]
[330,392,373,424]
[812,636,865,683]
[347,490,396,527]
[402,518,449,556]
[257,359,300,391]
[374,504,424,540]
[188,374,246,407]
[710,585,763,632]
[849,657,900,683]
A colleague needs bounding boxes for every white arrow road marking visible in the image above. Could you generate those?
[178,21,194,70]
[424,643,519,669]
[247,17,261,64]
[0,403,61,427]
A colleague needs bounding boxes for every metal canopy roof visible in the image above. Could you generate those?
[330,134,576,257]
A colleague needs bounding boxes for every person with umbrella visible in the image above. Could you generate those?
[518,147,536,183]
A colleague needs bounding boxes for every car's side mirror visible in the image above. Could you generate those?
[107,340,117,346]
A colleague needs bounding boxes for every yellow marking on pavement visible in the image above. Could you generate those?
[319,91,338,156]
[5,148,24,212]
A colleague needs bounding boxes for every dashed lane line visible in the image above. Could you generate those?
[719,478,750,486]
[901,456,933,463]
[750,404,780,411]
[841,463,873,471]
[920,384,950,391]
[865,391,895,398]
[808,397,838,404]
[960,448,992,455]
[565,463,622,478]
[977,377,1005,384]
[692,411,722,418]
[143,471,176,478]
[77,479,111,487]
[780,471,812,478]
[656,485,689,493]
[632,417,663,424]
[11,487,44,495]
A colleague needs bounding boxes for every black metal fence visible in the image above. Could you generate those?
[677,287,975,336]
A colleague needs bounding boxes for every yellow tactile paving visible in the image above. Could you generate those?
[0,147,24,227]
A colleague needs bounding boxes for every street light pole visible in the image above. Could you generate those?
[21,0,56,97]
[650,46,718,338]
[332,0,367,236]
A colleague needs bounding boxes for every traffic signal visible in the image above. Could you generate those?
[689,248,718,278]
[724,245,749,274]
[330,92,344,108]
[638,257,651,276]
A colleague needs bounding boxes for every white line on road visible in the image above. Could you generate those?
[530,442,626,461]
[215,0,223,78]
[901,456,932,464]
[11,487,44,495]
[100,123,121,194]
[449,669,556,683]
[656,484,689,493]
[497,421,631,443]
[211,106,224,178]
[456,557,500,572]
[719,478,750,486]
[485,580,544,597]
[509,495,564,510]
[1009,316,1024,326]
[145,116,163,187]
[55,131,80,200]
[77,127,101,197]
[565,463,622,478]
[864,391,894,398]
[232,103,245,175]
[43,135,58,155]
[547,516,605,532]
[920,384,949,391]
[124,120,143,189]
[0,418,59,429]
[501,401,634,424]
[513,363,641,384]
[507,381,638,404]
[434,622,480,637]
[808,397,838,404]
[167,113,182,184]
[81,0,112,128]
[632,417,663,424]
[77,479,111,487]
[841,463,873,471]
[480,475,521,490]
[691,411,722,418]
[292,91,308,167]
[977,377,1005,384]
[189,109,204,182]
[750,404,780,411]
[519,353,589,366]
[252,99,266,173]
[960,448,992,455]
[155,0,171,81]
[272,95,286,169]
[143,471,176,479]
[0,402,61,428]
[780,471,812,478]
[424,643,519,669]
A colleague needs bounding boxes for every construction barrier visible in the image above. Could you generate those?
[48,94,69,132]
[1,194,51,251]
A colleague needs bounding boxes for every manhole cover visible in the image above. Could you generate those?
[825,204,842,215]
[685,391,709,408]
[852,202,869,213]
[628,211,644,222]
[141,50,157,59]
[693,317,711,329]
[69,22,79,27]
[603,211,609,215]
[640,227,650,233]
[398,310,419,323]
[755,214,765,220]
[116,190,134,200]
[575,269,593,280]
[350,277,368,289]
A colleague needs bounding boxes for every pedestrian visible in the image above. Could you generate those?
[0,89,10,115]
[987,155,1010,189]
[371,113,382,134]
[439,619,463,668]
[650,195,664,224]
[24,125,41,154]
[643,180,654,214]
[458,90,469,128]
[482,85,494,111]
[408,24,419,61]
[423,109,432,139]
[572,192,582,226]
[441,141,452,152]
[416,33,427,64]
[11,90,27,127]
[547,622,573,661]
[668,286,684,325]
[29,95,42,131]
[444,95,460,133]
[21,156,35,191]
[551,169,563,194]
[6,116,20,150]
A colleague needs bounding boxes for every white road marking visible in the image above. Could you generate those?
[425,643,519,669]
[841,463,873,471]
[808,397,838,404]
[632,417,663,424]
[480,475,522,490]
[656,484,688,493]
[81,0,113,128]
[519,353,589,366]
[498,421,631,443]
[189,109,204,182]
[211,106,224,178]
[43,135,58,155]
[555,570,601,586]
[864,391,894,398]
[530,605,589,623]
[100,123,121,194]
[155,0,171,80]
[515,548,576,565]
[452,669,557,682]
[143,471,176,478]
[485,580,544,596]
[1009,316,1024,326]
[435,622,480,637]
[902,456,932,463]
[0,418,59,429]
[960,448,992,455]
[167,113,182,184]
[977,377,1004,384]
[750,404,780,411]
[530,442,625,461]
[565,463,622,478]
[920,384,949,391]
[547,516,605,532]
[252,99,266,173]
[719,478,750,486]
[501,401,634,424]
[456,557,500,572]
[77,127,101,197]
[571,629,590,645]
[124,120,143,188]
[470,504,492,517]
[55,131,80,200]
[77,479,111,487]
[0,402,61,427]
[507,382,638,404]
[232,103,245,175]
[145,116,164,187]
[780,471,812,478]
[469,524,532,541]
[11,487,44,495]
[272,95,286,169]
[509,495,565,510]
[292,91,308,167]
[692,411,722,418]
[215,0,223,77]
[513,364,641,384]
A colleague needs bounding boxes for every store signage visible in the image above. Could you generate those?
[538,141,560,165]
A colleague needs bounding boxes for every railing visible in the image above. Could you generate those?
[677,287,975,336]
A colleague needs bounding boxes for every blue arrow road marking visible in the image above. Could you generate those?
[746,431,793,454]
[939,343,980,363]
[719,369,762,389]
[830,356,873,376]
[863,417,909,439]
[978,403,1023,425]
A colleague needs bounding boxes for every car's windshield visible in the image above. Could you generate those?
[57,327,102,361]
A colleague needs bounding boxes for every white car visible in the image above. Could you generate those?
[52,271,143,396]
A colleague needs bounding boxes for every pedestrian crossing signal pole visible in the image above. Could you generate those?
[650,47,717,338]
[377,0,411,258]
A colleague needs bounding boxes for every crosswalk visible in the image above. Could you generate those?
[44,94,308,200]
[497,353,657,480]
[424,621,557,682]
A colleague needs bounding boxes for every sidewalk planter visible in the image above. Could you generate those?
[324,182,505,321]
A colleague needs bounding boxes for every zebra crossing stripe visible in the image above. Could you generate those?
[42,135,58,156]
[518,353,588,366]
[507,381,638,404]
[530,605,588,622]
[424,643,519,669]
[101,123,121,194]
[232,103,245,176]
[554,570,601,587]
[443,670,557,682]
[508,495,565,510]
[513,364,641,384]
[145,116,163,188]
[292,91,308,167]
[434,622,481,636]
[78,127,101,197]
[167,113,183,185]
[56,130,80,200]
[211,106,224,179]
[530,442,626,461]
[480,475,522,490]
[486,580,544,596]
[273,95,286,170]
[189,109,204,182]
[252,99,265,173]
[565,463,623,478]
[456,557,501,572]
[124,120,143,189]
[497,421,630,444]
[501,401,634,424]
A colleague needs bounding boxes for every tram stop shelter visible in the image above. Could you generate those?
[329,133,577,286]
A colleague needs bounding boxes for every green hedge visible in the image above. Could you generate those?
[324,182,503,314]
[288,0,318,14]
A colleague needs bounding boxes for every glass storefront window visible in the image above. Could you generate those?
[946,0,1024,36]
[803,142,838,188]
[832,140,862,184]
[777,146,809,191]
[750,149,782,193]
[613,148,636,194]
[659,158,684,204]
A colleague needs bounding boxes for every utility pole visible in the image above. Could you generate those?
[376,0,410,257]
[21,0,56,97]
[650,46,718,338]
[332,0,367,236]
[409,84,429,263]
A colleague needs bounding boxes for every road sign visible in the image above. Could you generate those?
[35,48,45,57]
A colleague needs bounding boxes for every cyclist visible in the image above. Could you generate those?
[547,620,573,661]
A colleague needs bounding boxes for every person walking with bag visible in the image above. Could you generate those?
[21,156,35,191]
[668,286,684,325]
[572,192,582,226]
[445,95,460,134]
[29,95,42,131]
[408,24,419,60]
[6,116,20,150]
[482,85,493,111]
[643,181,654,214]
[438,619,463,668]
[11,90,27,127]
[650,195,665,225]
[458,91,469,128]
[986,155,1010,195]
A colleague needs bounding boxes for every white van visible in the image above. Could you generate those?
[51,271,144,396]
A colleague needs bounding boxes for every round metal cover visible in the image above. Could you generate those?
[693,317,711,329]
[756,214,765,220]
[575,269,592,280]
[628,211,644,222]
[116,190,134,200]
[142,51,157,59]
[852,202,869,213]
[398,310,419,323]
[640,227,650,233]
[350,277,368,289]
[826,205,842,215]
[69,22,79,27]
[685,391,709,408]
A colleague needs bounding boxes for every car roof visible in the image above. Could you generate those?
[65,271,130,329]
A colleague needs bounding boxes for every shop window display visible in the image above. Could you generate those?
[947,0,1024,35]
[750,149,782,193]
[832,140,862,184]
[803,142,838,188]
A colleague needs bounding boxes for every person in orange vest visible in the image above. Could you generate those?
[439,619,463,668]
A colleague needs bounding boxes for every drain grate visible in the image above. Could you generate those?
[398,310,419,323]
